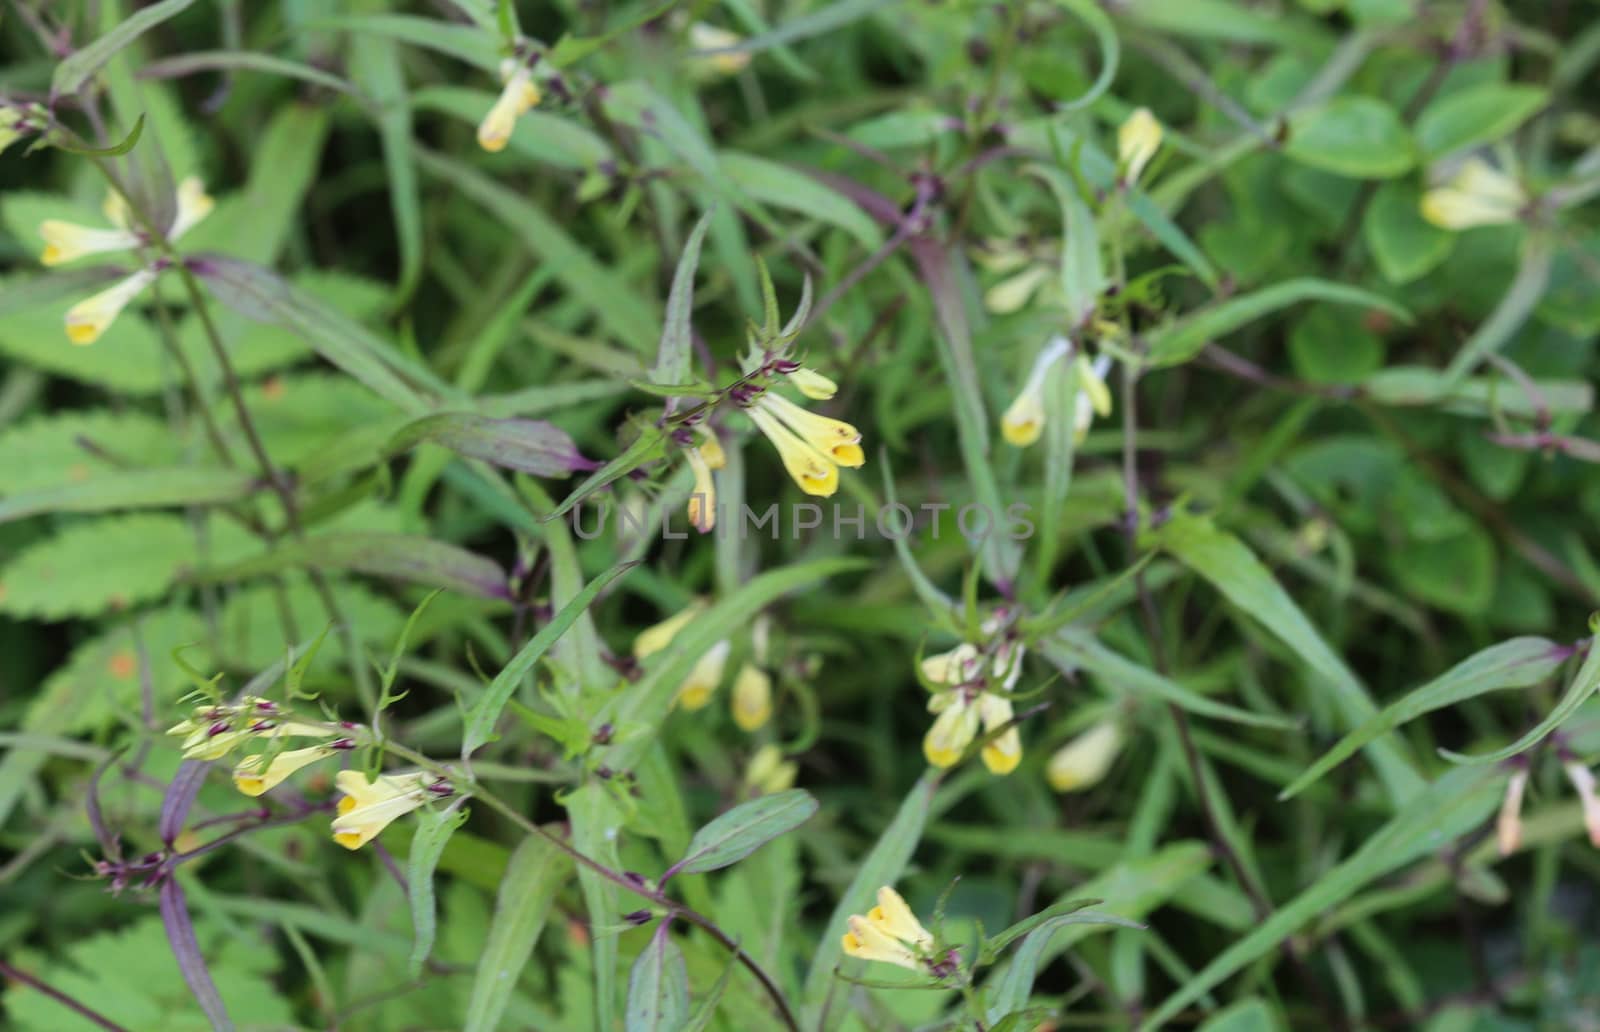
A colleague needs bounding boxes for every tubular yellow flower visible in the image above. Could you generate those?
[686,446,716,533]
[1001,337,1070,447]
[39,221,140,266]
[169,176,216,240]
[756,393,864,468]
[1118,107,1163,186]
[923,691,980,768]
[1496,767,1528,856]
[1420,159,1526,230]
[746,404,839,497]
[634,603,705,659]
[787,367,838,400]
[64,269,159,345]
[1564,762,1600,848]
[842,885,934,972]
[331,770,438,850]
[688,23,751,77]
[677,640,730,710]
[745,744,797,794]
[976,693,1022,775]
[984,263,1049,315]
[696,428,727,470]
[477,59,541,153]
[731,663,772,731]
[1046,719,1122,792]
[920,643,981,686]
[1073,353,1115,444]
[233,745,335,797]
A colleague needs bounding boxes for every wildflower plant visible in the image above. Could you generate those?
[2,3,1600,1032]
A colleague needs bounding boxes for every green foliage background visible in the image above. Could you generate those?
[2,0,1599,1029]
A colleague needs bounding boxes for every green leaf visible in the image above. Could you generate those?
[307,13,500,70]
[407,802,469,977]
[1285,97,1414,179]
[1147,278,1410,367]
[53,114,145,156]
[1282,637,1567,799]
[386,412,594,477]
[350,33,424,302]
[461,561,636,755]
[200,532,511,601]
[52,0,197,95]
[800,770,936,1025]
[1123,0,1332,47]
[411,87,612,169]
[1197,998,1282,1032]
[1415,84,1548,159]
[670,790,819,876]
[626,929,690,1032]
[1441,628,1600,764]
[719,152,884,249]
[138,50,356,93]
[463,833,572,1032]
[1152,513,1424,805]
[0,410,181,493]
[1441,234,1555,385]
[654,209,714,389]
[1140,766,1507,1030]
[544,427,669,521]
[985,910,1144,1023]
[1389,528,1496,616]
[568,784,625,1032]
[1363,180,1454,285]
[0,468,258,523]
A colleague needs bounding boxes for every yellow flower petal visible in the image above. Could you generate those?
[747,405,839,497]
[477,63,540,153]
[1001,385,1046,447]
[1118,107,1163,186]
[983,264,1048,315]
[1420,158,1526,230]
[232,745,334,797]
[731,663,772,732]
[39,220,140,266]
[1046,719,1122,792]
[842,915,920,971]
[976,693,1022,776]
[788,367,838,400]
[757,394,863,467]
[687,447,716,533]
[170,176,215,240]
[697,429,727,470]
[745,744,797,794]
[677,640,730,710]
[634,603,704,658]
[923,694,978,768]
[64,269,158,345]
[869,886,932,948]
[689,22,751,77]
[330,770,434,850]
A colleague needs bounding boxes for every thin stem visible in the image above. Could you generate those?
[0,960,131,1032]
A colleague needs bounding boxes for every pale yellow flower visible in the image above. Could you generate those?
[42,175,212,265]
[1118,107,1163,186]
[921,641,1024,774]
[688,23,751,78]
[477,58,541,153]
[745,744,797,794]
[1046,719,1122,792]
[169,176,216,239]
[746,404,840,497]
[842,886,933,971]
[686,446,716,533]
[1565,762,1600,848]
[756,393,864,468]
[633,603,730,710]
[1001,336,1070,447]
[1072,353,1114,444]
[984,263,1050,315]
[331,770,439,850]
[696,427,727,469]
[233,745,336,797]
[63,269,157,345]
[787,367,838,400]
[1421,159,1526,230]
[731,663,772,731]
[1495,767,1528,856]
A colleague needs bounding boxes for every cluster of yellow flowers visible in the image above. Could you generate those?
[38,177,214,344]
[1421,158,1527,231]
[920,639,1025,775]
[634,602,776,732]
[841,886,939,973]
[1000,336,1113,448]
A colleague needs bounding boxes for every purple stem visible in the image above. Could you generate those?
[160,877,234,1032]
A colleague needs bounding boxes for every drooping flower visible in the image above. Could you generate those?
[1046,719,1122,793]
[1420,159,1527,230]
[1071,353,1114,443]
[686,445,716,533]
[841,886,934,972]
[1118,107,1163,187]
[331,770,445,850]
[731,663,772,731]
[1564,761,1600,848]
[743,388,864,498]
[1001,336,1071,447]
[44,177,215,345]
[633,602,731,710]
[787,366,837,400]
[688,22,752,78]
[920,640,1025,775]
[745,744,797,794]
[1496,766,1528,856]
[477,57,542,153]
[233,745,338,797]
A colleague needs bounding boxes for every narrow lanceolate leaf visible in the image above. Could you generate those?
[200,532,511,600]
[0,468,258,523]
[351,33,424,302]
[408,802,470,976]
[669,789,819,877]
[545,427,669,521]
[138,50,357,92]
[801,770,937,1025]
[654,209,715,389]
[387,412,598,478]
[1146,279,1411,367]
[1282,637,1570,798]
[985,911,1145,1023]
[1140,765,1507,1031]
[1440,234,1555,386]
[52,0,197,95]
[161,876,234,1032]
[1441,628,1600,764]
[1152,513,1424,805]
[463,832,572,1032]
[626,926,690,1032]
[461,561,637,755]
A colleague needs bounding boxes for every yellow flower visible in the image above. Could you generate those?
[1046,719,1122,792]
[1564,762,1600,848]
[633,603,703,659]
[1495,767,1528,856]
[787,367,838,400]
[63,269,158,345]
[984,263,1050,315]
[42,175,213,265]
[746,404,840,497]
[688,22,751,78]
[757,394,864,468]
[1421,159,1526,230]
[331,770,439,850]
[633,603,730,710]
[686,445,716,533]
[745,744,797,794]
[731,663,772,731]
[921,641,1024,773]
[696,427,727,469]
[1072,353,1114,444]
[1001,336,1070,447]
[842,886,932,972]
[233,745,336,797]
[477,58,541,153]
[1118,107,1163,187]
[166,698,336,761]
[169,176,216,239]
